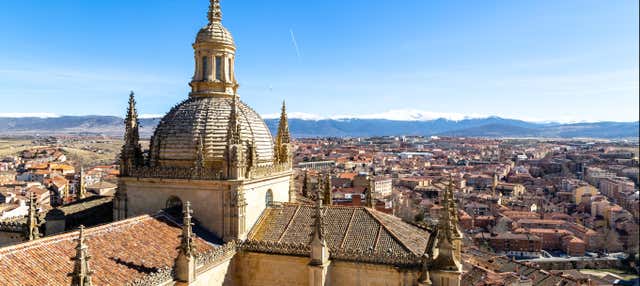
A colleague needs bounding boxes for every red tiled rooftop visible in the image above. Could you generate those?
[0,214,216,286]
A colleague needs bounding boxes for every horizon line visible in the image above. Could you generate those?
[0,111,638,124]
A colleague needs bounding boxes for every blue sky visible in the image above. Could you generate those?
[0,0,638,122]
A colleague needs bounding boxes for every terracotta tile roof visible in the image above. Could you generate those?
[48,163,74,171]
[338,172,357,180]
[248,203,430,258]
[86,181,117,190]
[463,249,582,286]
[0,213,216,286]
[55,195,114,216]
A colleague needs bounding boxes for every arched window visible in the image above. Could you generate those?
[227,58,232,80]
[166,196,183,217]
[265,189,273,206]
[215,56,222,80]
[201,56,209,80]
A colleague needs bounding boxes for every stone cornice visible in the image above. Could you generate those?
[239,240,422,268]
[125,267,174,286]
[123,163,291,183]
[195,240,237,272]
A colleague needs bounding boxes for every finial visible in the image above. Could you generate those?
[70,225,93,286]
[194,136,206,174]
[310,193,329,266]
[448,175,458,224]
[492,172,498,196]
[180,202,196,257]
[274,99,291,164]
[27,192,40,241]
[175,202,197,282]
[227,92,241,145]
[365,176,374,208]
[208,0,222,24]
[313,195,325,242]
[323,173,333,205]
[419,227,438,285]
[302,170,309,198]
[127,91,137,121]
[121,90,143,176]
[78,166,86,200]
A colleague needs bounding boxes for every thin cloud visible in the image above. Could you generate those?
[289,28,301,60]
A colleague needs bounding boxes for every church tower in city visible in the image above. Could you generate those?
[114,0,293,242]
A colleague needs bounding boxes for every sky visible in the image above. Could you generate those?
[0,0,638,122]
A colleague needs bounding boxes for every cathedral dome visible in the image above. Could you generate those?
[149,96,274,168]
[196,21,234,47]
[194,0,234,48]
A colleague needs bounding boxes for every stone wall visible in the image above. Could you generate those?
[234,252,308,286]
[123,177,230,237]
[194,256,235,286]
[121,172,290,241]
[329,261,419,286]
[243,174,291,231]
[234,252,422,286]
[0,231,23,246]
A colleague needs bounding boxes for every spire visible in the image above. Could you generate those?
[418,227,438,286]
[180,202,196,257]
[310,195,329,266]
[277,101,291,144]
[124,91,139,141]
[440,176,456,240]
[246,139,257,174]
[207,0,222,24]
[27,192,40,241]
[121,91,143,176]
[70,225,93,286]
[175,201,197,282]
[275,101,292,164]
[312,196,325,243]
[194,136,206,175]
[302,170,310,198]
[225,91,246,179]
[365,176,374,208]
[447,177,459,227]
[492,172,498,196]
[78,166,86,200]
[431,177,463,272]
[227,92,241,145]
[323,173,333,205]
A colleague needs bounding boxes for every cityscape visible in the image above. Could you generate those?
[0,1,638,285]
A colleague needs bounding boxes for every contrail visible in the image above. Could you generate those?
[289,28,301,60]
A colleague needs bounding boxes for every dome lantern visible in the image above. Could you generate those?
[190,0,237,98]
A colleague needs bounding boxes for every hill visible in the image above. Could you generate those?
[0,116,637,139]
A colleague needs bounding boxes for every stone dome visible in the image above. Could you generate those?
[196,22,235,47]
[149,96,274,168]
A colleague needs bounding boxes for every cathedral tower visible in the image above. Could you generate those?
[116,0,293,242]
[190,0,238,98]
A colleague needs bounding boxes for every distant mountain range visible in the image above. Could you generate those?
[0,115,637,139]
